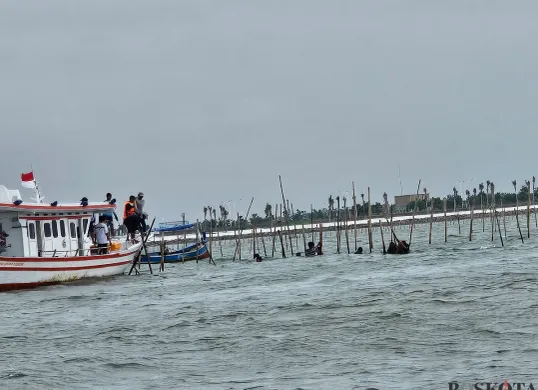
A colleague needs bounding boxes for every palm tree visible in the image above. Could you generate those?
[203,206,208,221]
[486,180,491,207]
[264,203,272,219]
[383,192,389,215]
[465,189,471,209]
[453,186,458,212]
[478,182,485,232]
[360,193,365,217]
[423,188,427,211]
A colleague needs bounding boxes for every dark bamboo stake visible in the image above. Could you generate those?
[278,229,286,258]
[352,182,358,251]
[495,210,504,247]
[278,175,294,255]
[336,196,341,254]
[408,179,421,247]
[429,198,434,244]
[527,180,531,238]
[343,196,350,254]
[513,180,524,243]
[379,219,386,254]
[367,187,373,252]
[443,198,447,243]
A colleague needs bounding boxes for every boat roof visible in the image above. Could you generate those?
[0,184,115,213]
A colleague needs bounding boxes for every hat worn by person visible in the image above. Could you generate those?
[138,192,144,197]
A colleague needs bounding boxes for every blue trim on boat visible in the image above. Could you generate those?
[141,244,209,263]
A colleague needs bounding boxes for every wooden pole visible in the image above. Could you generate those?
[490,184,495,242]
[379,219,386,254]
[260,229,267,257]
[352,182,358,251]
[495,210,504,247]
[270,218,276,257]
[336,196,341,254]
[182,213,186,263]
[502,200,507,239]
[252,224,256,259]
[344,197,350,254]
[367,187,373,252]
[128,217,156,275]
[301,223,307,254]
[533,176,537,228]
[443,198,447,243]
[310,204,315,243]
[428,199,434,244]
[469,195,475,241]
[527,180,531,238]
[159,233,165,272]
[278,230,286,258]
[195,220,200,262]
[513,181,524,244]
[278,175,294,255]
[408,179,421,247]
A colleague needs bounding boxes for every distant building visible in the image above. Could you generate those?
[393,193,429,212]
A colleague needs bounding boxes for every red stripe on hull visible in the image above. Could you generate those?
[0,281,61,292]
[0,249,140,262]
[0,259,132,272]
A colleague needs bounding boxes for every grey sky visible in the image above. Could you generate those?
[1,1,537,223]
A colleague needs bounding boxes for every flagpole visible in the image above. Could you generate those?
[30,164,43,203]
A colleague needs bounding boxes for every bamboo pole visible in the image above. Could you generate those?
[495,210,504,247]
[367,187,373,252]
[195,220,200,262]
[336,196,341,254]
[379,219,386,254]
[527,180,531,238]
[182,213,186,263]
[502,200,507,239]
[310,204,315,243]
[428,199,434,244]
[301,223,307,254]
[260,230,267,257]
[469,195,474,241]
[352,182,358,251]
[532,176,538,228]
[490,184,495,242]
[408,179,421,247]
[270,218,276,257]
[444,198,447,243]
[159,233,165,272]
[513,180,524,244]
[252,224,256,259]
[343,196,350,254]
[278,175,294,255]
[278,229,286,258]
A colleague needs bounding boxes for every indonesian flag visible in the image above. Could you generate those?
[21,172,36,189]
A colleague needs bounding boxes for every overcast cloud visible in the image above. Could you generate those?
[1,1,537,222]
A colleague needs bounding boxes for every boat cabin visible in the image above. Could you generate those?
[0,185,117,258]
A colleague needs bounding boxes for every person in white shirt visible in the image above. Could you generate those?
[92,215,112,254]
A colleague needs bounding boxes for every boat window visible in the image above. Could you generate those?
[52,221,58,238]
[29,223,36,239]
[44,223,52,238]
[70,222,76,238]
[60,220,66,237]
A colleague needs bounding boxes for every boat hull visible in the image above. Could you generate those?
[141,243,210,263]
[0,243,141,292]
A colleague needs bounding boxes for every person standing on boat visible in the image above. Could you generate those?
[103,193,119,236]
[123,195,136,221]
[123,204,141,242]
[92,215,112,254]
[135,192,147,232]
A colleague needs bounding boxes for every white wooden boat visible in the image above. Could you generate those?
[0,181,141,292]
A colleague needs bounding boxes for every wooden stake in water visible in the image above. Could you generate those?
[343,196,350,254]
[301,223,307,254]
[352,182,358,251]
[335,196,341,254]
[512,180,524,243]
[527,180,531,238]
[533,176,537,227]
[367,187,373,252]
[278,230,286,258]
[278,175,294,255]
[379,219,386,254]
[408,179,421,247]
[443,198,447,243]
[429,198,434,244]
[490,183,495,242]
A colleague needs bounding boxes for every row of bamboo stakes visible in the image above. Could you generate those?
[145,178,537,266]
[205,178,538,260]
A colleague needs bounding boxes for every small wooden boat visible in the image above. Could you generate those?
[141,241,210,263]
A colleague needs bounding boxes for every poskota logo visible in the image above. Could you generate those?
[449,380,536,390]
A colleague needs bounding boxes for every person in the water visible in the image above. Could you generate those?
[254,253,263,262]
[354,247,363,254]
